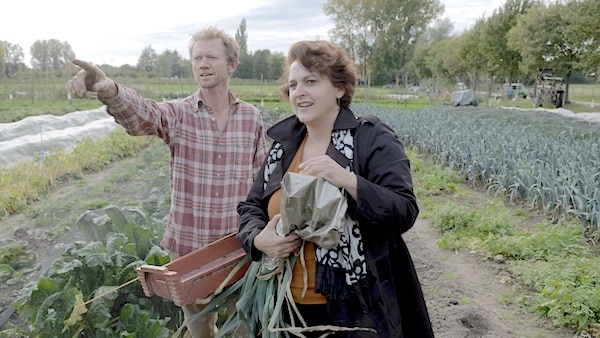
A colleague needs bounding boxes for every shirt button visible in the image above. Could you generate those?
[211,117,216,121]
[215,193,220,196]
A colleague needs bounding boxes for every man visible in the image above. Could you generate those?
[67,25,267,337]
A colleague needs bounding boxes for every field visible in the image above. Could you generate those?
[0,81,599,337]
[1,77,599,122]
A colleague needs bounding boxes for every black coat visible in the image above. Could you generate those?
[237,108,434,337]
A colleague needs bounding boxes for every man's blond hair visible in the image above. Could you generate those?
[188,25,240,66]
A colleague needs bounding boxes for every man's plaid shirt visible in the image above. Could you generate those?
[100,85,267,256]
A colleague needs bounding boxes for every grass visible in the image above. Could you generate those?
[568,83,600,103]
[0,129,152,217]
[411,151,600,332]
[12,77,599,123]
[0,98,103,123]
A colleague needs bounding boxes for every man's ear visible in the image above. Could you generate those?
[228,61,239,75]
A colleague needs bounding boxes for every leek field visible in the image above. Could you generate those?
[0,86,599,336]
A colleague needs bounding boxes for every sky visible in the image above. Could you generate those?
[2,0,504,67]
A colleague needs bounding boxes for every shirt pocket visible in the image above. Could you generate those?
[233,143,254,180]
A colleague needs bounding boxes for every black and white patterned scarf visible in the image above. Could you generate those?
[263,128,367,291]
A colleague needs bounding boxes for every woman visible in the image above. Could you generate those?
[237,40,434,337]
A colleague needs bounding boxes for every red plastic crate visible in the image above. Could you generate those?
[136,233,249,306]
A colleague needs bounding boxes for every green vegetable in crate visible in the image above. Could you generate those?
[216,172,373,337]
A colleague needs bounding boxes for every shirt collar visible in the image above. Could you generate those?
[267,107,359,143]
[195,90,240,115]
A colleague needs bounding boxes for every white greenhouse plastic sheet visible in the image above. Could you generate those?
[0,107,119,167]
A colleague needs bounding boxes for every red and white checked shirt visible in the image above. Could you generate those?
[100,85,268,256]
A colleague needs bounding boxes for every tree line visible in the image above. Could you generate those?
[1,0,599,99]
[326,0,598,102]
[0,20,286,83]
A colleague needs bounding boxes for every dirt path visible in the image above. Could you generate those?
[406,219,576,337]
[0,149,582,337]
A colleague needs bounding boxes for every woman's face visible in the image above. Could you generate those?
[287,61,344,127]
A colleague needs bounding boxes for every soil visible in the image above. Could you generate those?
[406,220,578,338]
[0,145,587,337]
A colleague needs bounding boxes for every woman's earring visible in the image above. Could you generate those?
[336,97,341,107]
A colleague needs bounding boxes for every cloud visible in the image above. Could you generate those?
[213,0,333,54]
[441,0,504,33]
[2,0,503,67]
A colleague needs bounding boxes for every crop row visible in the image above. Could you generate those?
[353,104,600,238]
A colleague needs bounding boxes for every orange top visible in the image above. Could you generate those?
[267,137,327,305]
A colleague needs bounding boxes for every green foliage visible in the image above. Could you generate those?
[482,222,600,329]
[482,222,589,260]
[511,256,600,329]
[361,104,600,236]
[0,239,37,271]
[0,264,18,287]
[430,203,475,233]
[11,204,181,337]
[113,304,172,338]
[0,239,36,292]
[83,198,111,210]
[196,256,304,337]
[0,128,150,216]
[413,146,600,331]
[430,201,516,249]
[409,150,464,196]
[0,99,103,123]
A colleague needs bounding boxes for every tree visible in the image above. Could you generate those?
[324,0,376,82]
[269,52,285,81]
[425,39,451,83]
[325,0,443,85]
[252,49,272,81]
[156,49,184,78]
[236,53,254,79]
[566,0,600,74]
[454,19,492,92]
[235,18,253,79]
[507,1,593,103]
[137,45,157,77]
[407,18,455,85]
[235,18,249,57]
[371,0,444,85]
[409,42,432,81]
[0,42,5,78]
[2,42,27,78]
[480,0,539,86]
[426,18,454,43]
[29,39,75,75]
[454,22,494,95]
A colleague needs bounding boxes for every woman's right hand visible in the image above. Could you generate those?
[253,214,301,258]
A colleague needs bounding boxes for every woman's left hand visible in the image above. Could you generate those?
[298,155,357,198]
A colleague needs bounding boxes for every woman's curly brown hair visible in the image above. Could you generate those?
[279,40,357,109]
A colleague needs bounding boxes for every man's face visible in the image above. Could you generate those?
[191,38,235,89]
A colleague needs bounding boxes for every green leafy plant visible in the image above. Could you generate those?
[10,205,181,337]
[511,256,600,329]
[412,149,599,332]
[0,239,37,288]
[362,104,600,237]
